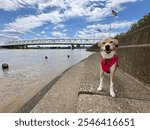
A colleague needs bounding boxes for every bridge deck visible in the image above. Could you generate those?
[2,38,101,46]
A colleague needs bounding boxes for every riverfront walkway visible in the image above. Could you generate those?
[30,53,150,113]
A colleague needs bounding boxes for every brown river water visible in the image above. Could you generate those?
[0,49,92,112]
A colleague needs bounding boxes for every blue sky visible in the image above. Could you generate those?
[0,0,150,43]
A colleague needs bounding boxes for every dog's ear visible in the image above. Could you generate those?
[97,41,101,47]
[113,39,119,47]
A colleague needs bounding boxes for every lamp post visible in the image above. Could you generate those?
[109,10,118,37]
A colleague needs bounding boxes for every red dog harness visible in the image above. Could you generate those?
[100,55,118,73]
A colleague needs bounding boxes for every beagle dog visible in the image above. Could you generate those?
[97,38,119,97]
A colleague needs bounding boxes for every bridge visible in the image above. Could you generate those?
[2,38,100,46]
[0,38,101,49]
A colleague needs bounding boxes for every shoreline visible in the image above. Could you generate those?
[17,67,71,113]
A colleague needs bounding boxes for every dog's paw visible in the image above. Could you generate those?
[110,92,116,97]
[97,86,102,91]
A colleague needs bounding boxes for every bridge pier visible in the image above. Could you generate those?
[71,45,75,50]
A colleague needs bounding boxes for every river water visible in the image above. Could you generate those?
[0,49,92,112]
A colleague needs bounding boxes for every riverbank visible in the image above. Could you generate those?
[29,53,150,113]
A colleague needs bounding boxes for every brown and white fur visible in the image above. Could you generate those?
[97,38,119,97]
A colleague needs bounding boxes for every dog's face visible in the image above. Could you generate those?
[97,38,119,54]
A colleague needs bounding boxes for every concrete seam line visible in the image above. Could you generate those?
[123,24,150,36]
[119,44,150,48]
[17,67,71,113]
[78,91,150,102]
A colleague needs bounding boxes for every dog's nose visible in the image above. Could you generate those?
[105,45,110,50]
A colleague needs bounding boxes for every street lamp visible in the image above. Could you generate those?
[97,29,102,32]
[109,10,118,37]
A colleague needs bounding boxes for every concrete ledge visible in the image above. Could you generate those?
[77,94,150,113]
[17,67,71,113]
[31,59,85,113]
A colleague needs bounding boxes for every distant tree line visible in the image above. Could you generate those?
[130,12,150,30]
[115,12,150,39]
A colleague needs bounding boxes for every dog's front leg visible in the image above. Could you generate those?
[110,75,115,97]
[109,64,116,97]
[97,69,103,91]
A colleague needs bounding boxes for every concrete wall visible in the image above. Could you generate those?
[119,25,150,46]
[117,25,150,85]
[117,46,150,84]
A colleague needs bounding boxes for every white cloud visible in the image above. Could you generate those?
[0,0,22,11]
[75,20,134,39]
[1,0,140,32]
[37,0,68,11]
[106,0,139,9]
[75,30,118,39]
[38,11,63,24]
[0,0,138,21]
[86,7,109,21]
[43,34,48,38]
[86,21,136,31]
[0,33,20,44]
[3,11,63,34]
[0,0,140,20]
[36,33,41,37]
[0,0,37,11]
[51,31,67,38]
[45,26,51,30]
[1,9,64,42]
[0,0,141,42]
[63,29,67,32]
[41,31,45,34]
[86,0,140,21]
[4,15,44,34]
[3,28,25,34]
[53,24,65,30]
[111,21,136,29]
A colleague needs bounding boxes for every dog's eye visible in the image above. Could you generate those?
[102,42,106,44]
[110,41,114,43]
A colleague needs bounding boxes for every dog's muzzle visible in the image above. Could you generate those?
[105,45,112,54]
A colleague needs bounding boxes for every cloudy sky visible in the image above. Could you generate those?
[0,0,150,43]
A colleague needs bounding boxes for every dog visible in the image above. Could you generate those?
[97,37,119,97]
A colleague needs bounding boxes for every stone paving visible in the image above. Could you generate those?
[77,53,150,112]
